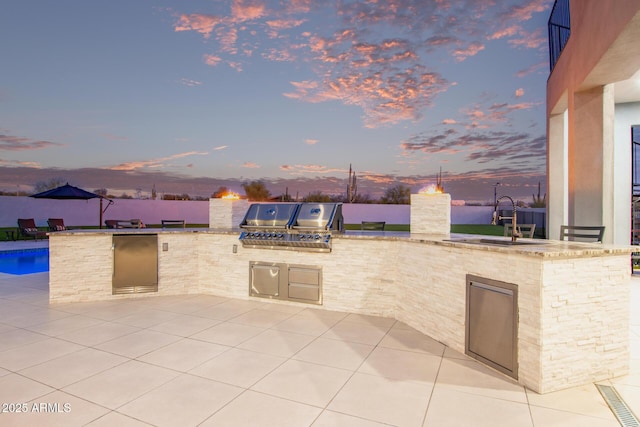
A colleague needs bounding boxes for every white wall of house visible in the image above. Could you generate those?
[614,102,640,244]
[547,0,640,245]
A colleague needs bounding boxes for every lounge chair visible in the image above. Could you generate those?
[161,219,185,228]
[17,218,48,240]
[105,219,145,229]
[47,218,71,231]
[361,221,386,230]
[560,225,605,242]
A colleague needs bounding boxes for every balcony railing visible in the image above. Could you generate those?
[548,0,571,72]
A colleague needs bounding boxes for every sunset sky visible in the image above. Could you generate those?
[0,0,550,202]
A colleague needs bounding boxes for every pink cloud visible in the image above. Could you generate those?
[453,42,485,62]
[442,119,457,124]
[516,61,546,77]
[304,139,318,145]
[242,161,260,168]
[174,14,221,39]
[109,151,208,171]
[515,88,524,97]
[488,25,521,40]
[203,54,222,67]
[231,0,266,21]
[508,28,546,49]
[280,164,345,175]
[0,134,62,151]
[502,0,550,21]
[178,78,203,87]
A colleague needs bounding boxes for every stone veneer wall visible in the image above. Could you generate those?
[49,232,631,394]
[208,199,249,229]
[410,193,451,235]
[539,256,630,393]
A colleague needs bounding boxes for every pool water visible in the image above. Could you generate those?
[0,249,49,275]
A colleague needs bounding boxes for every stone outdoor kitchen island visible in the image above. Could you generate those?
[48,195,635,394]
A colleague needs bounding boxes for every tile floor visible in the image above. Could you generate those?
[0,241,638,426]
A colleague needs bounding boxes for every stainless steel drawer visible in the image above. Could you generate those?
[249,262,322,305]
[289,267,320,285]
[288,283,319,301]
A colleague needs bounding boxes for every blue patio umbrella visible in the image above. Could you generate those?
[30,183,113,228]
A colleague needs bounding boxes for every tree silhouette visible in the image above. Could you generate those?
[242,181,271,201]
[381,184,411,204]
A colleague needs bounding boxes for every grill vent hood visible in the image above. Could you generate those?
[239,203,343,252]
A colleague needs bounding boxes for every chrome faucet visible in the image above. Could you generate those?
[491,195,521,242]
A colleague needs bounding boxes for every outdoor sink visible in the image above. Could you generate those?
[447,238,544,246]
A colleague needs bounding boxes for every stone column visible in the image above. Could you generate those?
[209,198,249,229]
[410,193,451,235]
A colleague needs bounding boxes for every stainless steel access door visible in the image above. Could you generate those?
[249,262,285,298]
[113,234,158,294]
[466,275,518,379]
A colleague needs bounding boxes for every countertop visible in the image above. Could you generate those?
[50,228,637,258]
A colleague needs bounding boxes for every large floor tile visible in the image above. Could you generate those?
[191,321,265,346]
[62,360,179,409]
[19,347,128,388]
[424,385,533,427]
[526,384,618,420]
[378,327,446,356]
[112,308,180,328]
[529,405,620,427]
[0,337,84,371]
[157,294,229,314]
[293,337,374,370]
[272,313,342,336]
[55,321,140,346]
[148,313,220,337]
[200,390,322,427]
[86,411,154,426]
[0,390,110,427]
[358,346,441,383]
[192,299,263,321]
[0,373,54,403]
[321,320,389,345]
[434,357,527,403]
[119,374,242,427]
[190,347,286,388]
[24,314,104,337]
[312,410,390,426]
[342,313,396,328]
[328,372,433,426]
[94,329,181,358]
[229,308,293,328]
[138,338,229,372]
[2,307,73,328]
[0,328,49,352]
[252,359,352,407]
[237,329,315,358]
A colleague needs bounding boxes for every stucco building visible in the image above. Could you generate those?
[547,0,640,245]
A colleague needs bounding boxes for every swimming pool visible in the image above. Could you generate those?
[0,249,49,275]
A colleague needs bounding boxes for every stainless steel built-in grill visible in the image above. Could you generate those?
[239,202,344,252]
